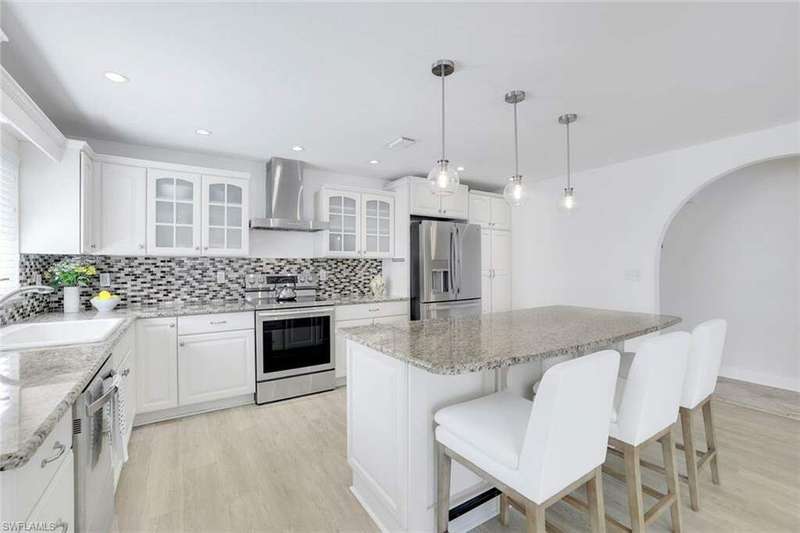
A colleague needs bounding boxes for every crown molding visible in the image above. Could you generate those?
[0,65,66,161]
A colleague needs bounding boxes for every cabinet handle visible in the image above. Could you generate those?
[368,307,380,312]
[195,246,200,251]
[443,210,447,214]
[41,441,67,468]
[121,368,130,377]
[54,519,69,532]
[138,244,145,250]
[169,323,176,328]
[204,246,209,250]
[209,320,227,325]
[179,341,185,347]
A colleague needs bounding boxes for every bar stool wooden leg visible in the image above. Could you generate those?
[679,407,701,511]
[524,502,546,533]
[436,443,452,533]
[586,467,606,533]
[702,401,721,485]
[499,494,510,526]
[623,444,646,533]
[661,429,683,533]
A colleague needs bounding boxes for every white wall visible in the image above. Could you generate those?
[661,158,799,390]
[512,122,799,313]
[84,138,388,258]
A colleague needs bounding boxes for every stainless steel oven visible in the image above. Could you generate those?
[255,306,335,404]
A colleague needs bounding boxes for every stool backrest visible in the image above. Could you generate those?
[682,319,727,409]
[616,332,691,446]
[519,350,620,503]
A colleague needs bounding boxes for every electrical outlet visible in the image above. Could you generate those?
[99,273,111,287]
[34,273,43,285]
[318,269,328,282]
[216,271,226,283]
[624,269,642,282]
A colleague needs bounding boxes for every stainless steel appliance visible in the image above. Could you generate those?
[246,274,336,404]
[410,220,482,320]
[249,158,329,231]
[73,356,118,533]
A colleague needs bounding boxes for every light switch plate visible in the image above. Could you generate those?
[99,273,111,287]
[318,269,328,282]
[216,271,226,283]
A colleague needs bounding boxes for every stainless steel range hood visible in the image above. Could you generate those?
[250,157,329,231]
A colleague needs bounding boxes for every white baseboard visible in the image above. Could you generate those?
[133,394,254,426]
[719,366,800,392]
[449,497,498,533]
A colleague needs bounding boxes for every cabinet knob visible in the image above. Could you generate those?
[204,246,209,250]
[138,244,145,249]
[179,342,185,347]
[169,323,175,328]
[195,246,200,251]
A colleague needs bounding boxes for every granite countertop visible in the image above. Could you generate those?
[0,314,136,471]
[340,305,681,375]
[328,294,408,306]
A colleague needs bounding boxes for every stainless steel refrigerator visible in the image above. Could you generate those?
[410,220,482,320]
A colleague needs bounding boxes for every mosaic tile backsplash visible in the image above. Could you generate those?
[0,254,382,325]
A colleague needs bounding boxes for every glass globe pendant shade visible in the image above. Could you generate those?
[427,159,459,195]
[560,187,577,211]
[503,176,528,207]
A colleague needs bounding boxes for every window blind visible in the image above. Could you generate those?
[0,146,19,296]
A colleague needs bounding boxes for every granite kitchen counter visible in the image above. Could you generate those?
[0,314,135,471]
[340,305,680,375]
[327,294,409,306]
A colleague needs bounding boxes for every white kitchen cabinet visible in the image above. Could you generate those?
[136,317,178,414]
[469,191,511,230]
[334,301,408,381]
[19,140,99,254]
[201,175,249,256]
[25,451,74,533]
[408,176,468,219]
[113,345,136,488]
[98,162,147,255]
[146,168,202,256]
[177,329,255,405]
[480,227,512,313]
[317,187,394,258]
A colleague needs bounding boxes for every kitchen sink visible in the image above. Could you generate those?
[0,318,124,351]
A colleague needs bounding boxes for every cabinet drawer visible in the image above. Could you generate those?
[6,413,72,521]
[177,312,254,335]
[335,300,408,321]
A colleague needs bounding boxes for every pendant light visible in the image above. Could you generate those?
[503,90,529,207]
[427,59,459,195]
[558,113,578,211]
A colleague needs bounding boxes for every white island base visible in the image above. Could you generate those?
[347,340,515,533]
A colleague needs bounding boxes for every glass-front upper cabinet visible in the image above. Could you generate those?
[324,191,361,256]
[201,176,249,256]
[316,188,394,258]
[362,194,394,258]
[146,169,202,255]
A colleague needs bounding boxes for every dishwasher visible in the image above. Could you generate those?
[73,355,119,533]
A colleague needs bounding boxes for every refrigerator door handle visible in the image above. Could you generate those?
[449,227,457,297]
[456,226,463,296]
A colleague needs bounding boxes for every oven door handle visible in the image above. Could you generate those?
[86,375,120,417]
[257,309,334,320]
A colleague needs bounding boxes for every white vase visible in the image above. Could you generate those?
[63,286,81,313]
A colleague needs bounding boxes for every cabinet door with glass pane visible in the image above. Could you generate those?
[201,176,249,256]
[146,169,202,255]
[361,194,394,258]
[325,191,360,257]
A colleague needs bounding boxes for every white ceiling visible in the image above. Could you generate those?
[1,2,797,188]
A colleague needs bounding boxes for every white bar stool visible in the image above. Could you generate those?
[434,350,620,533]
[620,319,727,511]
[603,332,690,533]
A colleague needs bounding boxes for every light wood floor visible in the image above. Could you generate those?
[115,387,800,533]
[714,377,800,421]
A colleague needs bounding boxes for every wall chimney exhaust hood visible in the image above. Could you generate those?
[250,157,329,231]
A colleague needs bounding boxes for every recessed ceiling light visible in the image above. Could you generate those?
[104,71,129,83]
[456,166,465,172]
[369,160,380,165]
[291,145,304,152]
[195,129,212,136]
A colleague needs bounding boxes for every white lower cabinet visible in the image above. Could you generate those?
[25,451,74,533]
[136,317,178,414]
[178,329,255,405]
[334,301,408,380]
[480,227,512,313]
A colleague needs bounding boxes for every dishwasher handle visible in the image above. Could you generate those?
[86,375,120,417]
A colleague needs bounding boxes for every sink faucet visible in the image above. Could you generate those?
[0,285,54,309]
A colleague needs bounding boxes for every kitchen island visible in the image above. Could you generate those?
[340,305,680,533]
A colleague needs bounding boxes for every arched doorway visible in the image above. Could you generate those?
[658,156,799,391]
